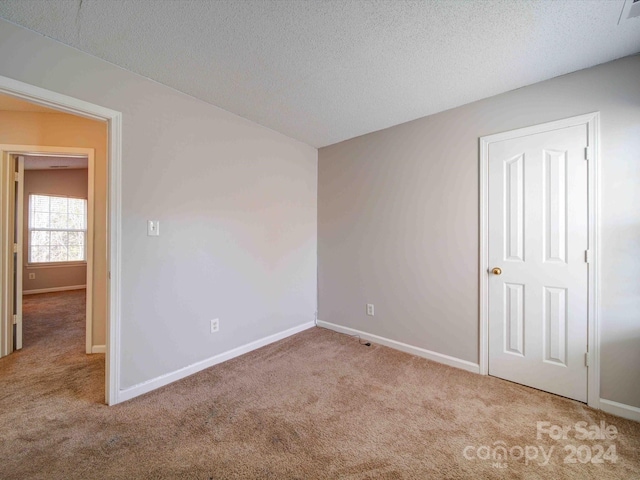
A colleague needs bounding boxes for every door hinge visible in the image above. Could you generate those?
[13,243,18,253]
[585,352,590,367]
[12,314,17,325]
[584,250,591,263]
[14,171,19,182]
[584,146,592,161]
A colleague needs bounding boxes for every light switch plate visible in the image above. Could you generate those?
[147,220,160,236]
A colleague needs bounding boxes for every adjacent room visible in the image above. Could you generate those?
[0,1,638,478]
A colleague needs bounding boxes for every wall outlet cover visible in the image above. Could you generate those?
[210,318,219,333]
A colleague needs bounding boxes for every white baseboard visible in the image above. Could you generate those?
[23,285,86,295]
[317,320,480,374]
[90,345,105,354]
[117,321,315,403]
[599,398,640,422]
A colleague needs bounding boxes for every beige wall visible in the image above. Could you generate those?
[319,55,640,408]
[23,168,88,292]
[0,110,107,347]
[0,20,318,391]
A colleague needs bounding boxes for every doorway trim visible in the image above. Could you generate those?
[479,112,600,409]
[0,74,122,406]
[0,146,95,355]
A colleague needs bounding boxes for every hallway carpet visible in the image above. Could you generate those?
[0,290,639,479]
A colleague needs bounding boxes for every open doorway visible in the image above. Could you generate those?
[0,92,109,403]
[18,152,94,354]
[0,76,122,405]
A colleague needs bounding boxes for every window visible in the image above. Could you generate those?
[28,194,87,264]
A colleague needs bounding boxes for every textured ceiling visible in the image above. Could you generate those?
[0,1,638,147]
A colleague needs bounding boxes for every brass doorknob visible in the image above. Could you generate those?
[491,267,502,275]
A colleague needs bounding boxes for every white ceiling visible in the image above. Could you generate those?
[0,1,638,147]
[24,155,88,170]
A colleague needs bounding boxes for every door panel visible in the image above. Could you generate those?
[13,155,23,350]
[488,125,588,402]
[544,150,567,264]
[504,282,524,356]
[505,154,524,262]
[543,286,567,366]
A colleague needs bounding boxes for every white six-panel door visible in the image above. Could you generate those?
[487,124,589,402]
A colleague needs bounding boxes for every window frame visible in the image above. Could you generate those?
[27,192,88,267]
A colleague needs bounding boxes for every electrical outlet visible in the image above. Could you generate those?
[210,318,219,333]
[28,273,36,280]
[366,304,374,316]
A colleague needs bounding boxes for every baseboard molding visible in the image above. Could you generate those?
[599,398,640,422]
[117,321,315,403]
[90,345,105,354]
[317,320,480,374]
[23,285,86,295]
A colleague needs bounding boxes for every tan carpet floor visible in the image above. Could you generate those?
[0,290,638,479]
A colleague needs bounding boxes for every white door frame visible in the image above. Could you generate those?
[0,75,122,406]
[0,145,95,355]
[479,112,600,409]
